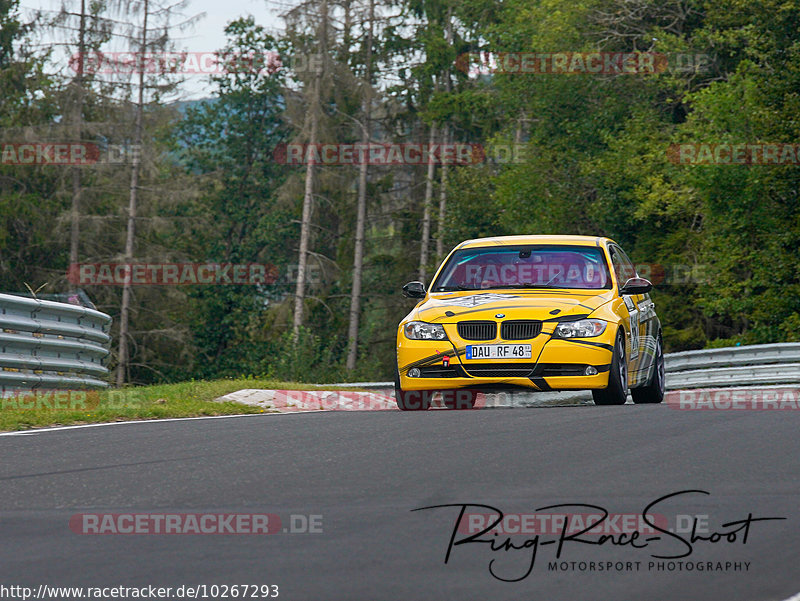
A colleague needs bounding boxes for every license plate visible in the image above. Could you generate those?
[465,344,532,360]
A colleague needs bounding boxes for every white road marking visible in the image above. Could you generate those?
[779,593,800,601]
[0,410,327,437]
[0,387,605,438]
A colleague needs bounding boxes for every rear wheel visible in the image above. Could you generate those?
[631,335,665,404]
[592,329,628,406]
[394,369,431,411]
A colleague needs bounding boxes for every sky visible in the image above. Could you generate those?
[21,0,287,99]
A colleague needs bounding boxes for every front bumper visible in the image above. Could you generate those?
[397,327,615,392]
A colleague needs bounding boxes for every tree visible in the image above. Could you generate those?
[281,0,332,336]
[115,0,200,385]
[346,0,376,371]
[174,17,292,377]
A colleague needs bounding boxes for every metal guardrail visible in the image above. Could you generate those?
[665,343,800,389]
[340,343,800,393]
[0,293,112,393]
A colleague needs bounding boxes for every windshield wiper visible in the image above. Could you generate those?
[543,273,563,286]
[434,285,482,291]
[483,283,562,289]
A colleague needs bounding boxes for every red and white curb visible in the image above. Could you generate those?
[218,385,800,412]
[213,388,595,411]
[215,389,399,412]
[664,385,800,410]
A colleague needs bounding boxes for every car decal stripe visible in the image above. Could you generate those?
[423,305,545,321]
[424,307,596,322]
[529,377,552,391]
[400,338,613,374]
[427,289,608,300]
[419,293,611,320]
[399,346,469,372]
[541,314,591,322]
[558,339,615,352]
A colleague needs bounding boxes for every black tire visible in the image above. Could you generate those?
[592,329,628,406]
[631,334,665,404]
[441,389,478,410]
[394,369,431,411]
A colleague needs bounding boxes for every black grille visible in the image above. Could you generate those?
[462,363,536,378]
[532,363,610,377]
[537,364,587,377]
[457,321,496,341]
[418,365,467,378]
[501,320,542,340]
[534,363,609,377]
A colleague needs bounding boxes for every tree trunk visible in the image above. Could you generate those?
[346,0,374,371]
[435,4,453,264]
[436,126,449,263]
[69,0,87,272]
[418,122,437,282]
[292,0,327,336]
[116,0,148,386]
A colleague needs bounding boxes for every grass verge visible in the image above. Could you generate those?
[0,378,363,432]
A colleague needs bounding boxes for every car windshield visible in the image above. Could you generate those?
[431,245,612,291]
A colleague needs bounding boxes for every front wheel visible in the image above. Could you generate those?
[394,369,431,411]
[592,329,628,406]
[631,334,665,404]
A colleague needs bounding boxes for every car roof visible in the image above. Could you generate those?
[456,235,615,250]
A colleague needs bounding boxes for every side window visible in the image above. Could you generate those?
[610,246,636,288]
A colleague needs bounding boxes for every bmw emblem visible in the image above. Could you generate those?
[495,313,505,318]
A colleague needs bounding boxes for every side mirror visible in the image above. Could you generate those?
[402,281,426,299]
[620,277,653,295]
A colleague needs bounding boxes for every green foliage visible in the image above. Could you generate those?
[262,328,342,383]
[441,0,800,352]
[3,0,800,384]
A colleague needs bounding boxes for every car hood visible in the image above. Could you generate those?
[409,289,615,323]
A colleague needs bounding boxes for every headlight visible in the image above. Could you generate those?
[403,321,448,341]
[553,319,608,338]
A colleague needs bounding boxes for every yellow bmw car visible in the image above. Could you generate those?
[395,235,664,410]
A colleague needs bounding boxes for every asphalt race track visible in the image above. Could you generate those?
[0,406,798,601]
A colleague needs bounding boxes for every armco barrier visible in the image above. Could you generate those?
[0,293,112,393]
[665,343,800,389]
[343,343,800,394]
